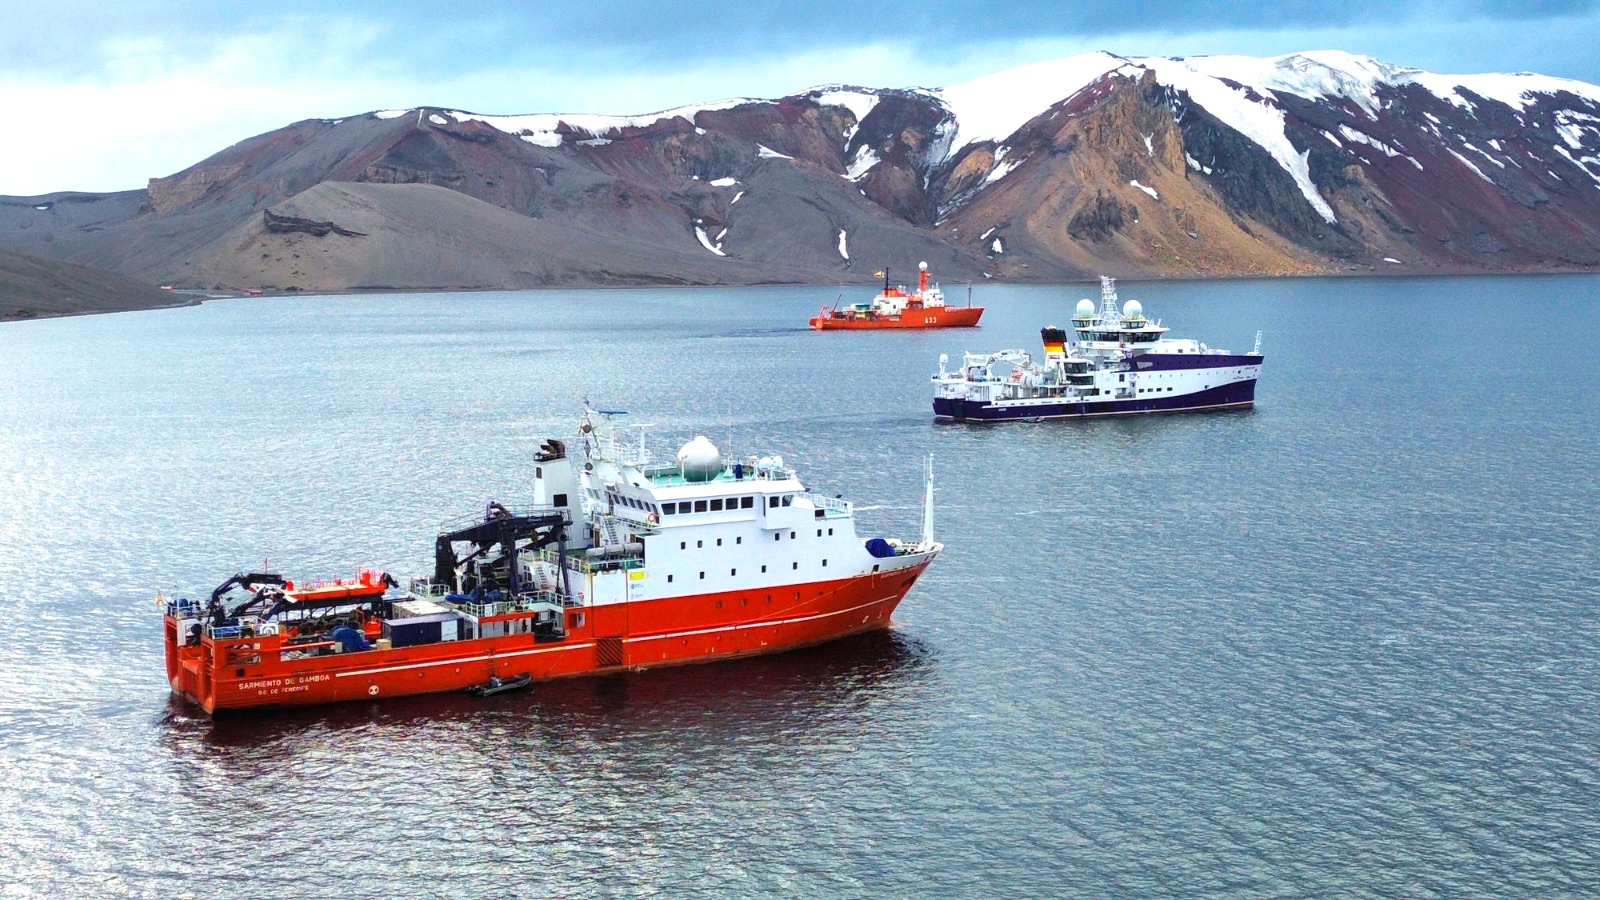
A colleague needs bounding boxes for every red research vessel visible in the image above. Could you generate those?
[161,405,942,713]
[810,262,983,330]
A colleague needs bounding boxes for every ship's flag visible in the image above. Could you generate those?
[873,270,884,278]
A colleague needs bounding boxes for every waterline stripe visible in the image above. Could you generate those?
[626,596,890,644]
[332,642,594,678]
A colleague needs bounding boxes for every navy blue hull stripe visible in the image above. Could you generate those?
[934,381,1258,421]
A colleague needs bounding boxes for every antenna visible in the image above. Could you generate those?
[921,454,935,547]
[1252,331,1263,355]
[629,422,654,465]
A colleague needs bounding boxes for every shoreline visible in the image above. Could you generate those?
[5,265,1598,324]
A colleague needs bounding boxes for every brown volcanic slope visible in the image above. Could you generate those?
[175,181,839,290]
[0,247,190,321]
[935,72,1328,279]
[3,52,1600,292]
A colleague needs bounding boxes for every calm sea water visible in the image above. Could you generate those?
[1,275,1597,897]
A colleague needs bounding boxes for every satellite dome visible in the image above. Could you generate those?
[677,436,722,482]
[919,261,929,271]
[1122,299,1144,318]
[1074,299,1095,318]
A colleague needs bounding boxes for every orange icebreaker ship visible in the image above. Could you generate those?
[161,405,942,713]
[810,262,983,330]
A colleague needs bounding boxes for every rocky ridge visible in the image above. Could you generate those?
[2,50,1598,296]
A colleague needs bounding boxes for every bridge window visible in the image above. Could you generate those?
[769,497,778,508]
[663,502,676,514]
[694,500,707,513]
[781,496,792,507]
[741,497,754,509]
[710,499,723,511]
[716,538,723,546]
[554,493,568,507]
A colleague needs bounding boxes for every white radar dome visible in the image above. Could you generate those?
[677,436,722,482]
[919,261,929,271]
[1075,299,1095,318]
[1122,299,1144,318]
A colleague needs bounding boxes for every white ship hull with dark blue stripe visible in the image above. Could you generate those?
[932,277,1265,423]
[934,362,1260,422]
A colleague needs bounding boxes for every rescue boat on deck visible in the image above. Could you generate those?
[161,404,942,713]
[810,262,983,330]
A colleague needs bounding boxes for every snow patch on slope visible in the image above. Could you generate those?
[695,224,726,256]
[837,229,849,260]
[1130,179,1159,199]
[934,51,1134,156]
[1412,71,1600,112]
[1338,125,1401,157]
[847,146,880,181]
[1137,55,1338,222]
[1447,148,1494,183]
[448,98,766,147]
[810,88,881,143]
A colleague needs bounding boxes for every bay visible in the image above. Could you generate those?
[1,274,1597,897]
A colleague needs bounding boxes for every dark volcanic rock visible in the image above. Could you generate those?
[263,209,366,237]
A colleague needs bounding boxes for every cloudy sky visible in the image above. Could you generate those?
[3,0,1598,196]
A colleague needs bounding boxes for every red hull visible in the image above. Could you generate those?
[810,305,983,330]
[166,563,929,713]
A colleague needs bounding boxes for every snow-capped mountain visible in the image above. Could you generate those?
[3,50,1598,292]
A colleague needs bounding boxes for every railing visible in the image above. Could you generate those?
[599,512,660,537]
[205,616,275,640]
[536,547,644,575]
[435,503,569,535]
[165,597,205,619]
[801,493,853,517]
[409,578,451,599]
[453,590,570,618]
[642,462,797,485]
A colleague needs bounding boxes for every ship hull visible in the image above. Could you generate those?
[934,379,1258,422]
[168,562,930,713]
[810,306,983,330]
